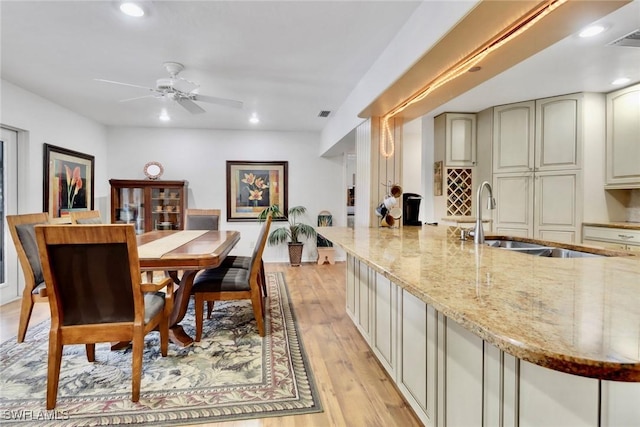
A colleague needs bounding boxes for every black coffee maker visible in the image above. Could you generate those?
[403,193,423,226]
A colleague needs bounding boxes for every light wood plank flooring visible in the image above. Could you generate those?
[0,262,422,427]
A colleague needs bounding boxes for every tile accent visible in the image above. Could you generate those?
[628,189,640,222]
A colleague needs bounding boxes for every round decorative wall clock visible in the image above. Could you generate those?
[143,161,164,180]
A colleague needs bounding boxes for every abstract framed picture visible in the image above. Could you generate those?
[43,143,95,219]
[227,161,288,222]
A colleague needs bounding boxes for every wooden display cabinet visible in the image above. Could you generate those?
[109,179,188,234]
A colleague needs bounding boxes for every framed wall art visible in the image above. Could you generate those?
[226,160,288,221]
[43,143,95,219]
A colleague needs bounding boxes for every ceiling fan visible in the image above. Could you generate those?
[95,62,243,114]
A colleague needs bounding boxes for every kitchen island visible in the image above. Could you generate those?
[318,225,640,426]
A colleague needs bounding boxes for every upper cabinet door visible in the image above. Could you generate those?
[493,101,535,173]
[606,84,640,188]
[535,94,582,171]
[445,113,476,167]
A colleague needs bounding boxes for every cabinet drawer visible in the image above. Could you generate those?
[582,226,640,246]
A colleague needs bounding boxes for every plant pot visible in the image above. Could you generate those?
[288,242,304,267]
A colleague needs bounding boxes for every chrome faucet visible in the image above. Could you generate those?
[473,181,496,244]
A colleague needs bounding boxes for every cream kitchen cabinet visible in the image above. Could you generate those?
[343,252,640,427]
[605,83,640,188]
[582,225,640,252]
[493,170,581,243]
[398,288,437,426]
[492,173,534,237]
[492,94,585,242]
[436,112,477,167]
[357,261,372,340]
[534,170,582,243]
[435,113,478,220]
[372,272,397,377]
[445,113,477,167]
[493,100,535,173]
[493,94,582,173]
[535,94,582,171]
[346,255,356,317]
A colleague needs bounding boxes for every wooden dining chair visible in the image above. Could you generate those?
[6,212,52,343]
[185,207,267,297]
[34,224,172,409]
[69,210,103,224]
[191,214,272,340]
[184,208,221,230]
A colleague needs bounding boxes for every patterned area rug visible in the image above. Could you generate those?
[0,272,322,426]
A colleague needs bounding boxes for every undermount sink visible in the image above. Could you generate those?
[485,240,546,249]
[484,239,606,258]
[547,248,604,258]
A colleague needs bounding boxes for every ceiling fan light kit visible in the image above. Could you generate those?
[95,61,244,115]
[119,2,144,18]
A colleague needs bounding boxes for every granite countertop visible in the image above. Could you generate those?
[317,225,640,382]
[441,216,492,224]
[583,221,640,230]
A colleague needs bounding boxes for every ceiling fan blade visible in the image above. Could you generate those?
[94,78,156,92]
[176,97,206,114]
[194,94,244,109]
[118,94,159,103]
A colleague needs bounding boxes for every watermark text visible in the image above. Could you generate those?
[2,409,70,421]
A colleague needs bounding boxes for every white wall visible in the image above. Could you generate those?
[1,80,109,214]
[106,127,343,262]
[1,80,344,263]
[403,126,422,196]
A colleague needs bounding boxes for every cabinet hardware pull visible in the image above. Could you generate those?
[618,234,634,240]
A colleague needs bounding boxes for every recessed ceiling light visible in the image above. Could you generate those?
[611,77,630,86]
[579,25,605,38]
[249,113,260,124]
[159,109,170,121]
[120,2,145,18]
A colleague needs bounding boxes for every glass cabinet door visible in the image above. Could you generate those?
[116,187,144,234]
[110,179,187,233]
[151,187,182,230]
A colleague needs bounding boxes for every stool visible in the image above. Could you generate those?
[317,247,335,265]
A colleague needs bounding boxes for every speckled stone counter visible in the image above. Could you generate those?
[318,225,640,382]
[583,221,640,230]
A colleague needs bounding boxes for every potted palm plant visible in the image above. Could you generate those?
[258,204,317,266]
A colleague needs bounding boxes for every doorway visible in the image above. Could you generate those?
[1,127,19,304]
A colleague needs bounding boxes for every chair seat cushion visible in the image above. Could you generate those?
[32,281,46,295]
[192,267,250,293]
[143,292,165,324]
[220,255,251,270]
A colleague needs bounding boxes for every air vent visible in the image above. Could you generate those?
[608,29,640,47]
[318,110,331,118]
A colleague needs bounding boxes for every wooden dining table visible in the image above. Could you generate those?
[136,229,241,347]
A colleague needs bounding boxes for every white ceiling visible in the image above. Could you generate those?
[0,0,422,132]
[2,1,639,141]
